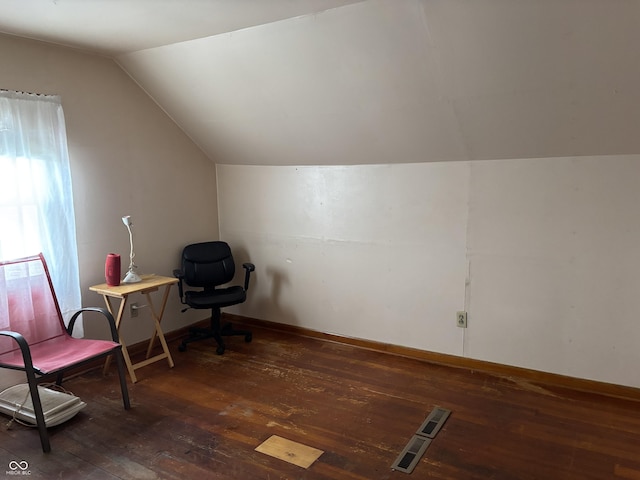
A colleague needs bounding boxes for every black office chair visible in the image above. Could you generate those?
[174,241,255,355]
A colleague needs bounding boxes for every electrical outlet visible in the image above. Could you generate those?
[456,311,467,328]
[130,302,138,318]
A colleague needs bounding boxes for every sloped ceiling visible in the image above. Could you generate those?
[3,0,640,166]
[0,0,365,56]
[117,0,640,165]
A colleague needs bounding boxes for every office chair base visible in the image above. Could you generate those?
[178,323,252,355]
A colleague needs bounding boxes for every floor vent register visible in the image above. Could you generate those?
[391,406,451,474]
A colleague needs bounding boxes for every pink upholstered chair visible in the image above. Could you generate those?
[0,253,130,452]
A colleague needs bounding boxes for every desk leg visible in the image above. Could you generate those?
[102,295,137,383]
[144,285,175,368]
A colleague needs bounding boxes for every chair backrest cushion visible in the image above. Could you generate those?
[181,242,236,288]
[0,254,67,353]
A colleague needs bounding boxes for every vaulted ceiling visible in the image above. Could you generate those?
[2,0,639,166]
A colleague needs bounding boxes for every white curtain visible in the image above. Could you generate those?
[0,91,82,332]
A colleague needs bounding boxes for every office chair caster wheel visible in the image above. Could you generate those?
[216,345,225,355]
[245,333,252,343]
[178,343,187,352]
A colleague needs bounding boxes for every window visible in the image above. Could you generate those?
[0,91,81,329]
[0,156,46,258]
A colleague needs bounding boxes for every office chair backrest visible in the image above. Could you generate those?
[181,241,236,288]
[0,254,66,354]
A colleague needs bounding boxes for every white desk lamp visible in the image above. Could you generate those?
[121,215,141,283]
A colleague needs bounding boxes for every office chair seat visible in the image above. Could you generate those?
[185,286,246,310]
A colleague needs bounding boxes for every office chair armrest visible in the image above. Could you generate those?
[242,263,255,291]
[173,269,185,301]
[66,307,120,343]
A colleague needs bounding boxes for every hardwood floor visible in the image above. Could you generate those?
[1,321,639,479]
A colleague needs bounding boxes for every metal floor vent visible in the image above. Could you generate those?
[391,406,451,474]
[416,406,451,439]
[390,435,432,474]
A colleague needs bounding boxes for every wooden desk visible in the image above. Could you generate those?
[89,274,178,383]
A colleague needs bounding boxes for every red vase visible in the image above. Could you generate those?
[105,253,121,286]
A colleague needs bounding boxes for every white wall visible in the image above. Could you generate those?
[467,156,640,387]
[219,157,640,389]
[218,163,469,355]
[0,33,218,383]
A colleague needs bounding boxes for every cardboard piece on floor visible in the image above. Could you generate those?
[255,435,324,469]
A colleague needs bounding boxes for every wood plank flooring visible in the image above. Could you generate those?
[1,321,639,479]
